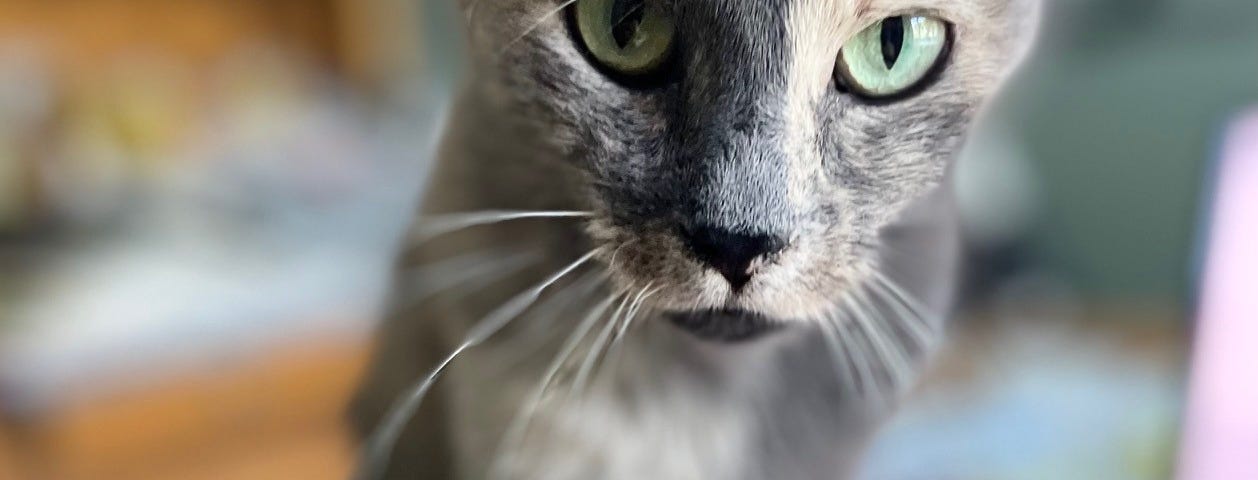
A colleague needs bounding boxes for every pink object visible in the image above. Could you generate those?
[1179,109,1258,480]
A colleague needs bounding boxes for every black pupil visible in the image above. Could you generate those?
[880,16,905,69]
[611,0,647,49]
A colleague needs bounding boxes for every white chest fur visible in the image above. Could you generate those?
[444,318,875,480]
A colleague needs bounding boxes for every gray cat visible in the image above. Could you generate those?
[352,1,1040,478]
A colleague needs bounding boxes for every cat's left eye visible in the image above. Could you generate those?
[572,0,676,79]
[835,15,951,100]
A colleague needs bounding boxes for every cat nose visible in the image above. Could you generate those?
[680,225,787,292]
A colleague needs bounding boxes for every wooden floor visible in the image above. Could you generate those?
[0,340,369,480]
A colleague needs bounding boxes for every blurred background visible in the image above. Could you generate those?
[0,0,1254,479]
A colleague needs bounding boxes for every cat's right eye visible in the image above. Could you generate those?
[572,0,676,79]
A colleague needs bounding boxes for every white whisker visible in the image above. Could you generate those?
[464,251,600,343]
[497,0,580,56]
[843,292,909,391]
[603,284,658,377]
[409,210,592,244]
[868,270,938,335]
[614,283,656,345]
[520,269,609,337]
[865,276,933,351]
[817,315,858,397]
[607,241,633,274]
[355,249,598,480]
[396,250,539,308]
[489,292,621,479]
[490,270,610,373]
[858,284,915,368]
[568,290,634,400]
[833,294,878,399]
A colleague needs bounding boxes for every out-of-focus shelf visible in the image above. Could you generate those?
[0,338,369,480]
[0,0,341,72]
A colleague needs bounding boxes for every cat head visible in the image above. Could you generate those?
[459,0,1040,339]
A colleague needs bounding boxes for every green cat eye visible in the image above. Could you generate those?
[573,0,675,77]
[835,15,950,99]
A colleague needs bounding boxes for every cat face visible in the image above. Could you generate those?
[461,0,1038,337]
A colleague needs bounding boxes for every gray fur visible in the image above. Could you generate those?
[352,0,1039,478]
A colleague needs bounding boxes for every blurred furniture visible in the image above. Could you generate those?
[0,0,423,237]
[0,2,429,478]
[0,340,367,480]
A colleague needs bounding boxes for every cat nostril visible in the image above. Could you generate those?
[680,225,787,292]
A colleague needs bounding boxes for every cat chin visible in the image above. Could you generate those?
[657,287,850,342]
[664,308,785,342]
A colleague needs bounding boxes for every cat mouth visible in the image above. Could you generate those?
[665,308,784,342]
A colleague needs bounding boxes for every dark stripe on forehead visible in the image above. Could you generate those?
[672,0,793,125]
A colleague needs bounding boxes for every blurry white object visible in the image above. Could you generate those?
[1178,108,1258,480]
[0,228,391,413]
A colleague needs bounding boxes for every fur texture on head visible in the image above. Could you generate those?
[458,0,1039,334]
